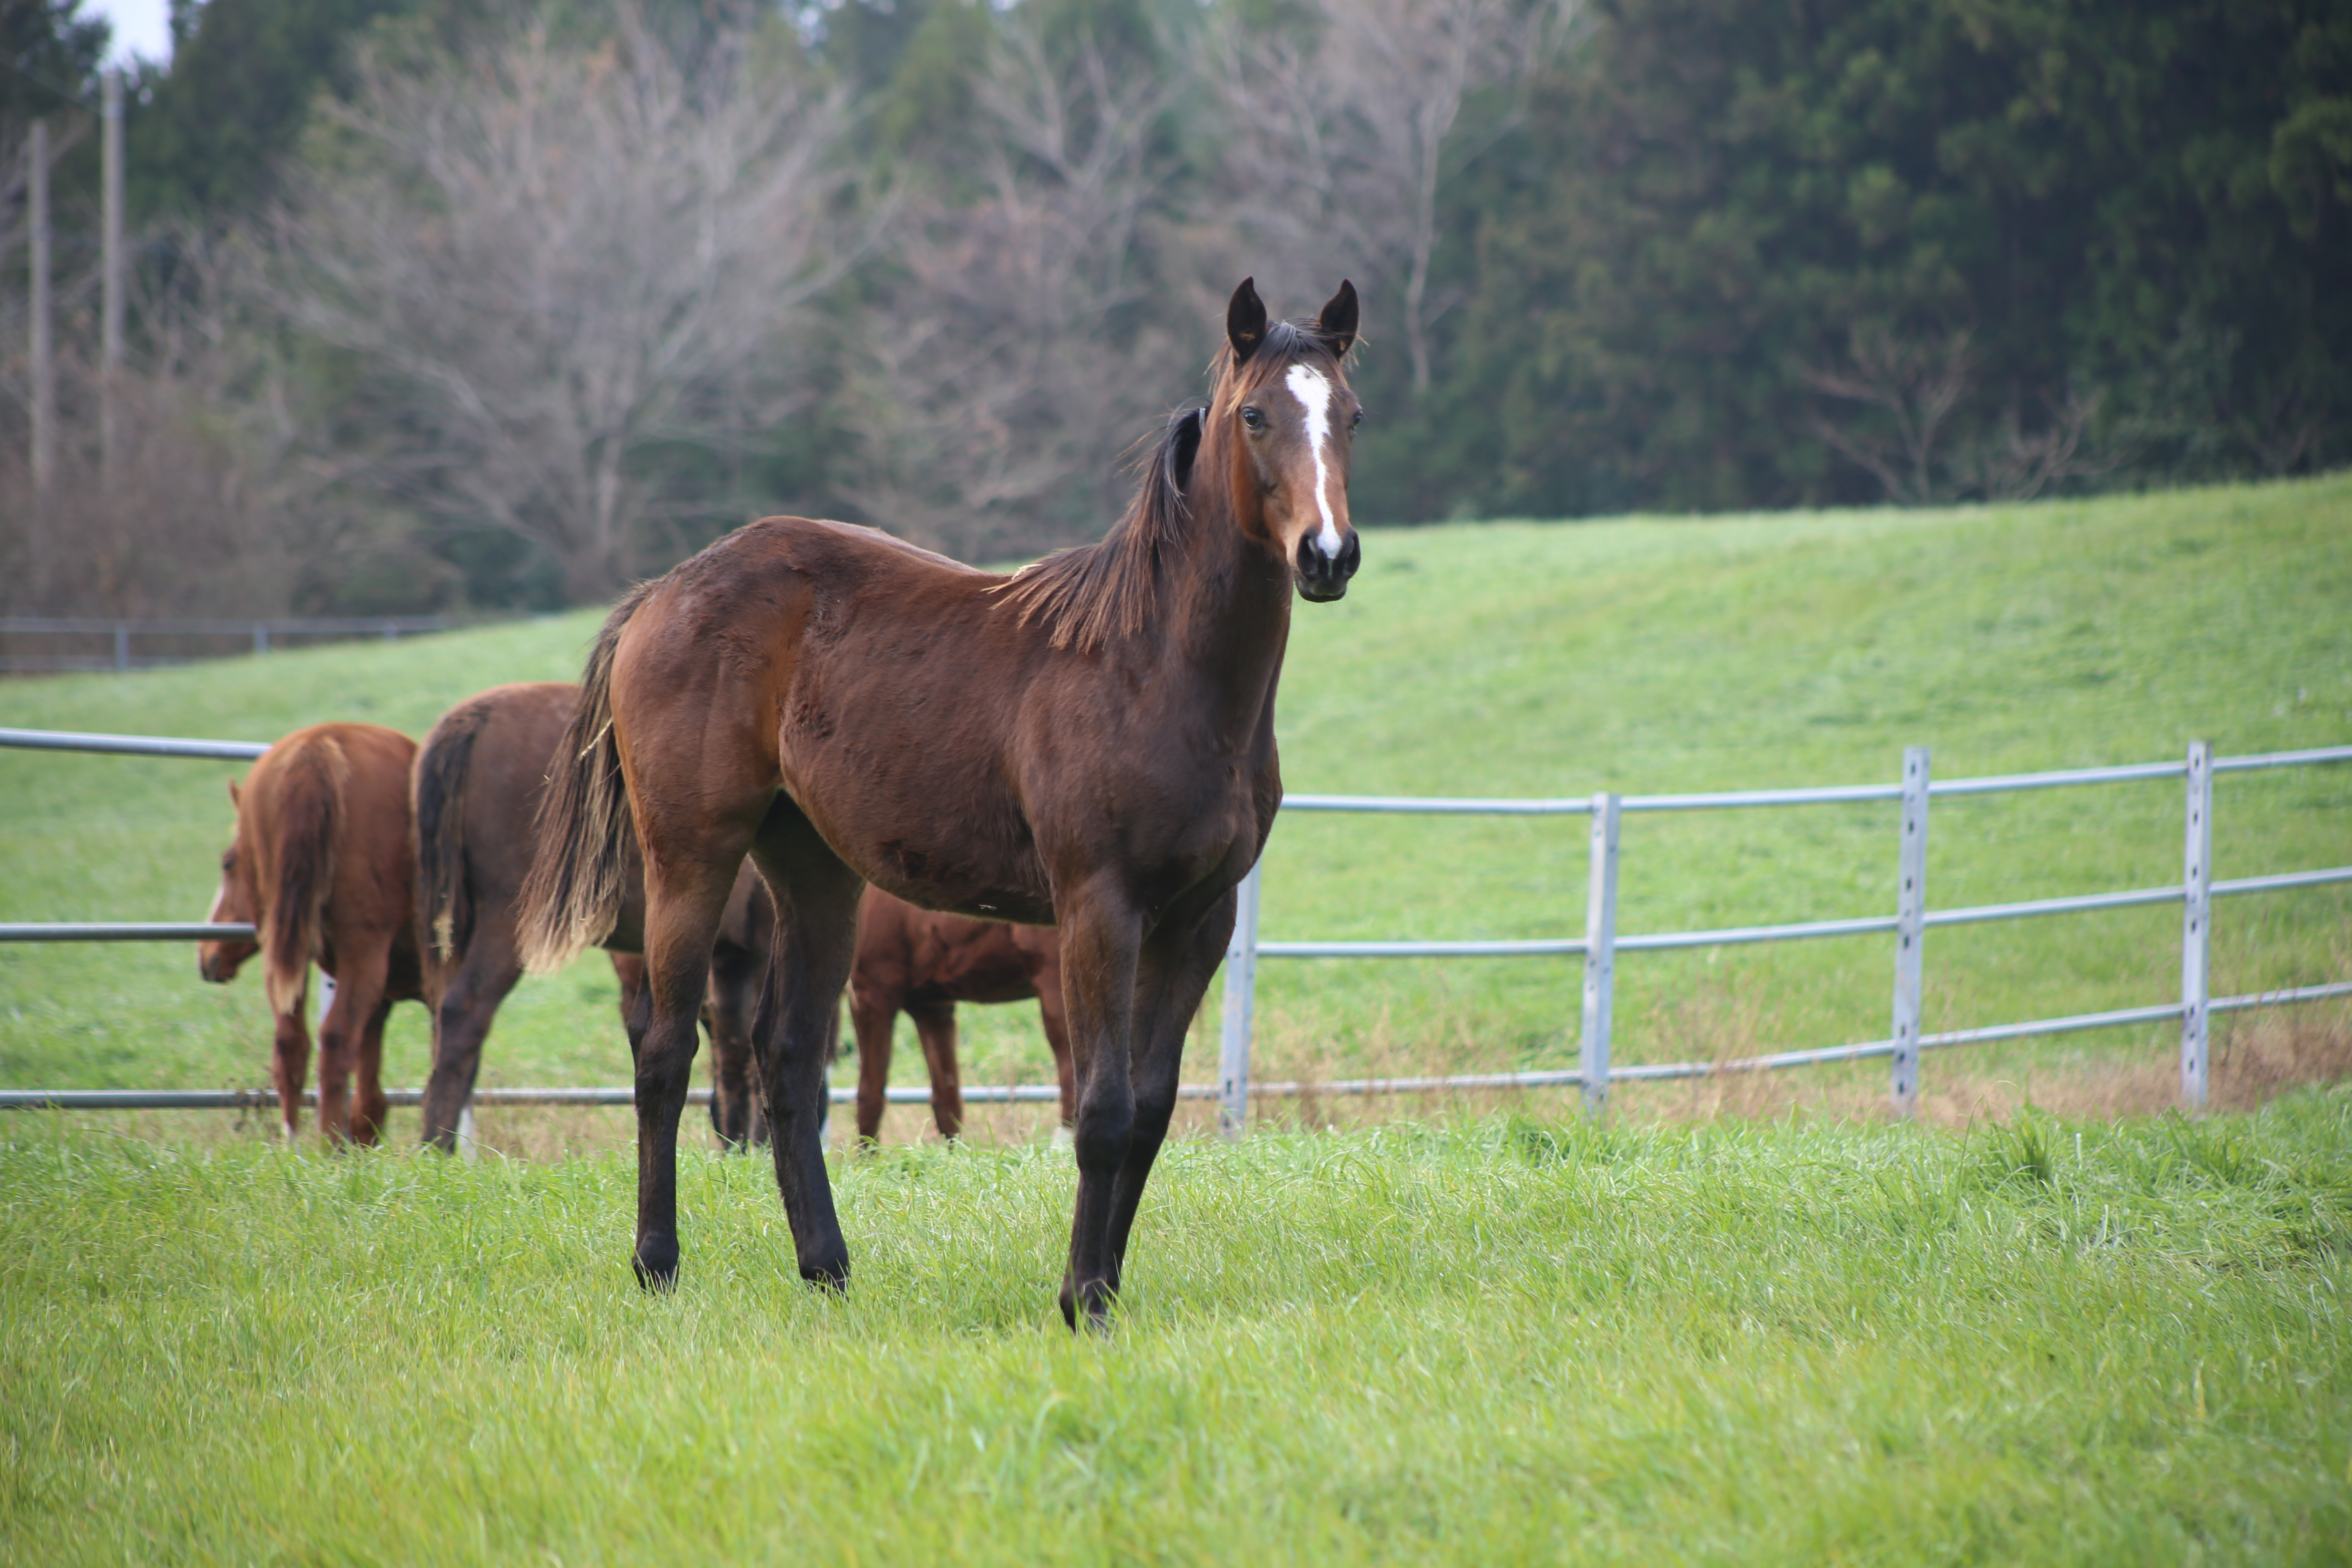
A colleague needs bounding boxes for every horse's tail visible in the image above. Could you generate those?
[518,584,656,973]
[263,733,348,1017]
[413,700,487,966]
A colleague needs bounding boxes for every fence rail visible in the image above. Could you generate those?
[2,727,2349,1128]
[1216,740,2352,1133]
[0,615,469,673]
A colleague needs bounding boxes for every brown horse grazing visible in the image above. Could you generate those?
[411,682,778,1149]
[519,278,1362,1327]
[851,885,1071,1143]
[199,723,425,1144]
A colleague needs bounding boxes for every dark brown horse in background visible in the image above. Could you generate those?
[199,722,425,1144]
[411,682,777,1149]
[520,278,1362,1327]
[851,886,1071,1143]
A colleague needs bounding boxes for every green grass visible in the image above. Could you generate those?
[1,475,2346,1111]
[3,480,2350,1561]
[2,1101,2349,1563]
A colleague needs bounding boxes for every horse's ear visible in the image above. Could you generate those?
[1315,279,1359,358]
[1227,277,1268,365]
[227,778,241,806]
[1165,406,1205,492]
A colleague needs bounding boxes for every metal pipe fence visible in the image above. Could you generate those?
[1213,740,2352,1135]
[0,616,470,673]
[4,727,2349,1128]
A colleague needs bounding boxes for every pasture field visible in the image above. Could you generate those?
[3,1100,2350,1563]
[2,474,2348,1131]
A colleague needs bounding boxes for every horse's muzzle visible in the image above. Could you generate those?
[197,943,252,984]
[1295,529,1361,602]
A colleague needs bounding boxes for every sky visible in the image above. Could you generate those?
[85,0,174,68]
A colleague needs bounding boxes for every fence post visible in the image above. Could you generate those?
[1217,857,1263,1141]
[1890,746,1931,1115]
[1580,792,1620,1114]
[253,624,270,656]
[2180,739,2212,1109]
[114,623,130,672]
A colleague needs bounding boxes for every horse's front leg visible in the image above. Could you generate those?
[749,811,863,1288]
[1102,893,1235,1299]
[1056,884,1144,1331]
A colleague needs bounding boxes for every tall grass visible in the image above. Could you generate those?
[2,1097,2348,1563]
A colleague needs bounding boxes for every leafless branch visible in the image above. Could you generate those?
[265,3,862,600]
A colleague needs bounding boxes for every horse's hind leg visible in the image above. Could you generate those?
[748,808,861,1288]
[908,1003,965,1140]
[420,931,523,1150]
[270,988,312,1144]
[315,945,390,1146]
[705,947,765,1150]
[351,996,394,1146]
[1033,964,1077,1130]
[849,986,898,1144]
[628,864,739,1290]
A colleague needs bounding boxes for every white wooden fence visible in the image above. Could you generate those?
[2,727,2348,1129]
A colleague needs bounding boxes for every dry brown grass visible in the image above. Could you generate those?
[24,998,2348,1160]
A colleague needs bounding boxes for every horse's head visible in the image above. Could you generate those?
[1215,277,1363,603]
[198,779,261,984]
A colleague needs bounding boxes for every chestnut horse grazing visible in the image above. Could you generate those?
[851,885,1071,1142]
[411,682,777,1149]
[199,723,424,1143]
[520,279,1363,1326]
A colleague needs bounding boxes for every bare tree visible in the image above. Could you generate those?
[1200,0,1575,396]
[0,227,380,619]
[1804,326,1977,506]
[270,4,862,601]
[846,20,1191,560]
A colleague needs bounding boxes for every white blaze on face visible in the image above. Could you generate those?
[1284,363,1345,559]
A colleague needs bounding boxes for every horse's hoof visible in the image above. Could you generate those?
[633,1235,679,1292]
[800,1252,850,1292]
[1058,1278,1114,1334]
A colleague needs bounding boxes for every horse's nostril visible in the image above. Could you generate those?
[1340,532,1361,575]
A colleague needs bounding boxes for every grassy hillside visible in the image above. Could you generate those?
[2,1102,2347,1564]
[1,475,2347,1130]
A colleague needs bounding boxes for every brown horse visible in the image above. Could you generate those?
[851,885,1071,1143]
[199,722,425,1144]
[410,682,779,1149]
[519,278,1362,1327]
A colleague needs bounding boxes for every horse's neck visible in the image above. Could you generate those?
[1154,468,1294,749]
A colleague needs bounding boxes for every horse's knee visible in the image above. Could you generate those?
[1071,1099,1134,1169]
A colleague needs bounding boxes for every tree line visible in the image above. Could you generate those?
[2,0,2346,617]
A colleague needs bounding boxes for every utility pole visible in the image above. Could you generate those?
[102,67,125,489]
[28,119,55,505]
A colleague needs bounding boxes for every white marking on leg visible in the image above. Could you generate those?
[1285,363,1344,558]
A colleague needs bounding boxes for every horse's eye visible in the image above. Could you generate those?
[1350,408,1365,430]
[1240,405,1265,431]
